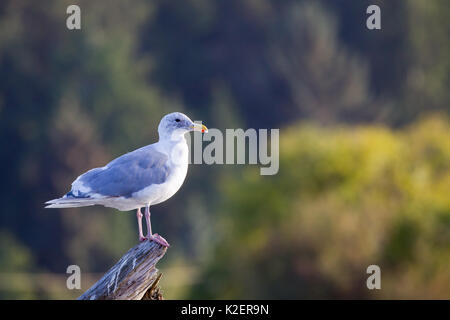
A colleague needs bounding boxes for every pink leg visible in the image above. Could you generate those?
[144,205,170,247]
[136,208,146,242]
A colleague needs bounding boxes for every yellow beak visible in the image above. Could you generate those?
[190,123,208,133]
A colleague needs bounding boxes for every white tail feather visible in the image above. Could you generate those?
[44,197,100,208]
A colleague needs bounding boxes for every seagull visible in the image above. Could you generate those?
[45,112,207,247]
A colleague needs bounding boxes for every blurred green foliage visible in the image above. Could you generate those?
[0,0,449,298]
[191,115,450,299]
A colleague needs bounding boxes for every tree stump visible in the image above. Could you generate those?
[78,240,167,300]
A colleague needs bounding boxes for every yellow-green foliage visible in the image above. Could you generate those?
[193,115,450,299]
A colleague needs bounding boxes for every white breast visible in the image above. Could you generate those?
[132,139,189,206]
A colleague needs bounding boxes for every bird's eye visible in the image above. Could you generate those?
[175,118,180,122]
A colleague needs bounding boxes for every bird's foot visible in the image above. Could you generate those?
[139,235,147,242]
[148,233,170,247]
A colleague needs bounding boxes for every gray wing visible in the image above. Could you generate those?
[72,145,170,198]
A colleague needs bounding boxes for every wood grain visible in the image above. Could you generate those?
[78,240,167,300]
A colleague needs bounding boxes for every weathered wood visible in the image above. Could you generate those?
[78,240,167,300]
[141,273,163,300]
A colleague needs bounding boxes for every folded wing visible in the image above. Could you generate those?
[45,145,171,208]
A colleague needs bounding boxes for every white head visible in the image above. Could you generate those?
[158,112,208,141]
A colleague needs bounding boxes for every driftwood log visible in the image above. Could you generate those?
[78,240,167,300]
